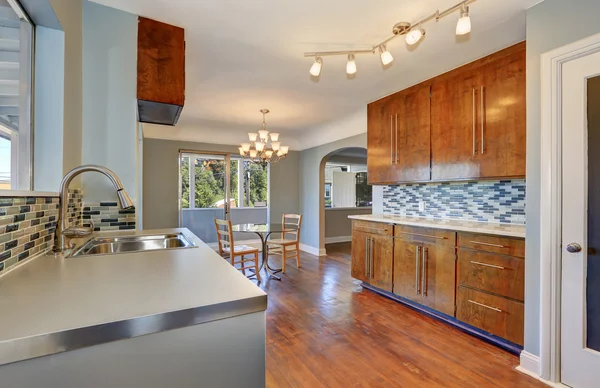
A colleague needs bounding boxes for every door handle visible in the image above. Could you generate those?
[566,243,582,253]
[472,88,476,156]
[422,247,428,297]
[395,113,399,165]
[415,246,421,295]
[369,237,374,278]
[480,86,485,155]
[390,115,394,166]
[365,236,370,277]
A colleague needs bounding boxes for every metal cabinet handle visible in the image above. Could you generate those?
[395,113,399,165]
[470,261,505,270]
[365,236,370,278]
[357,226,390,233]
[481,86,485,155]
[369,237,374,278]
[469,240,505,248]
[415,246,421,295]
[396,231,448,240]
[472,88,476,156]
[422,247,428,297]
[390,115,394,166]
[468,300,502,313]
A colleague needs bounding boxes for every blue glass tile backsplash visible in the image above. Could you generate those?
[383,179,526,224]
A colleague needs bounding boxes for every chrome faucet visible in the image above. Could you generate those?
[55,165,135,252]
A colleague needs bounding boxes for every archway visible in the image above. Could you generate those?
[318,147,370,255]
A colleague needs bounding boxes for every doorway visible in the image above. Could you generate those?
[178,150,270,245]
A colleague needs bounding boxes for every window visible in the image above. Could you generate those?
[180,154,269,209]
[0,1,33,190]
[324,162,371,208]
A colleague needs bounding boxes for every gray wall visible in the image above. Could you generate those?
[298,133,367,250]
[325,208,371,240]
[525,0,600,357]
[142,138,299,231]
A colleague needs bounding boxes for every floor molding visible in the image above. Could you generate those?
[299,243,327,257]
[518,351,540,377]
[325,236,352,244]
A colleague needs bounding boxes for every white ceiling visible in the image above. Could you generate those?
[91,0,540,150]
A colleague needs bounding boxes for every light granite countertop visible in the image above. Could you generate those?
[0,228,267,366]
[348,214,525,238]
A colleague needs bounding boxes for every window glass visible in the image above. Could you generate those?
[243,162,268,207]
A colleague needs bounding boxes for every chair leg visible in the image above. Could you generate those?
[282,245,287,274]
[240,254,246,276]
[295,243,301,268]
[254,251,261,281]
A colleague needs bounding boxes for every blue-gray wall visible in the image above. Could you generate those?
[525,0,600,357]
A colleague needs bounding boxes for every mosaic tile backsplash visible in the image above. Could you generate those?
[82,202,136,231]
[383,180,526,224]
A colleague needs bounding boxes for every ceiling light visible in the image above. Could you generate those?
[239,109,289,168]
[248,133,258,142]
[310,57,323,76]
[456,5,471,35]
[379,45,393,66]
[406,25,425,45]
[270,133,279,142]
[346,54,357,75]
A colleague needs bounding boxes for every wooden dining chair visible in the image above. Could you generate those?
[214,218,261,281]
[266,214,302,274]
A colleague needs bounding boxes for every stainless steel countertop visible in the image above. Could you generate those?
[348,214,525,238]
[0,228,267,366]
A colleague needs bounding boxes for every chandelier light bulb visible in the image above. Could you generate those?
[310,57,323,76]
[379,45,393,66]
[255,142,265,152]
[249,149,258,158]
[271,142,281,151]
[258,129,269,140]
[265,150,274,158]
[456,6,471,35]
[277,150,284,157]
[346,54,357,75]
[238,147,245,156]
[241,143,251,152]
[270,133,280,142]
[280,146,289,155]
[406,26,424,45]
[248,133,258,142]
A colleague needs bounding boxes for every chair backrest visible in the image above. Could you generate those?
[214,218,234,255]
[282,214,302,242]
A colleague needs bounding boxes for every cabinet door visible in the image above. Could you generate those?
[431,69,481,181]
[477,48,526,178]
[393,240,421,302]
[394,85,431,182]
[367,98,394,184]
[420,243,456,316]
[351,230,369,283]
[370,234,393,292]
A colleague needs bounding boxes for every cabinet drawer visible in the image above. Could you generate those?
[458,233,524,258]
[457,286,524,346]
[394,225,455,246]
[458,249,524,301]
[353,221,393,236]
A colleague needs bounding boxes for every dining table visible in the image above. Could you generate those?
[231,223,297,281]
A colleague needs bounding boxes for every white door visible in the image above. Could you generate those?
[561,50,600,387]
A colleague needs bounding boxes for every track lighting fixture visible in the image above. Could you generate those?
[346,54,357,75]
[304,0,477,78]
[456,5,471,35]
[379,45,394,66]
[310,57,323,77]
[406,25,425,46]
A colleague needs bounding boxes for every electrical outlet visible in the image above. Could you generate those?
[419,201,426,212]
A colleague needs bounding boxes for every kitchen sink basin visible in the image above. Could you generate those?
[70,233,197,257]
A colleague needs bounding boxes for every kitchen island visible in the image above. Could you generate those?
[0,228,267,388]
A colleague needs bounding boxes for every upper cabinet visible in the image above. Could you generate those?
[137,17,186,126]
[368,42,526,184]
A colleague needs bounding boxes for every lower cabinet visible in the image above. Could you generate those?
[392,225,456,316]
[351,221,393,292]
[350,221,525,346]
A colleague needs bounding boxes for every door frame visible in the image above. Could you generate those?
[536,32,600,384]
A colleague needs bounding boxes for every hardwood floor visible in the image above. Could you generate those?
[258,245,544,388]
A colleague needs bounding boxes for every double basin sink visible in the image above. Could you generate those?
[70,233,197,257]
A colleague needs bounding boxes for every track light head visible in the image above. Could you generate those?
[310,57,323,76]
[379,45,393,66]
[346,54,357,75]
[406,25,425,45]
[456,5,471,35]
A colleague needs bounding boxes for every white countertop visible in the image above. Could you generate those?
[348,214,525,238]
[0,228,266,365]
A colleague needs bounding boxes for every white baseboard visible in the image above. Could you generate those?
[325,236,352,244]
[518,351,540,377]
[300,243,327,257]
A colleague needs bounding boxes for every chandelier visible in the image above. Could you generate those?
[239,109,289,168]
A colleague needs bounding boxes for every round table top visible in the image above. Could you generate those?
[231,223,297,234]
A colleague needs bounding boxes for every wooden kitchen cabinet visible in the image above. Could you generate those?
[351,221,393,292]
[393,225,456,316]
[367,97,395,184]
